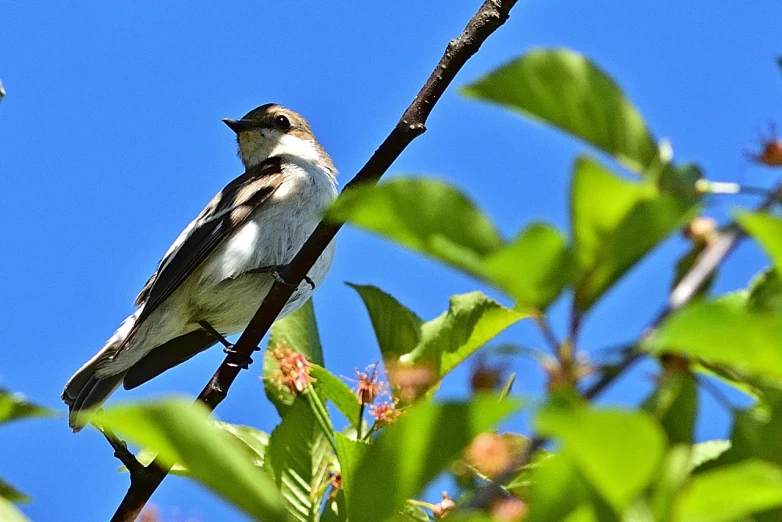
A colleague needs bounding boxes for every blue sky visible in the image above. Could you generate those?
[2,1,781,520]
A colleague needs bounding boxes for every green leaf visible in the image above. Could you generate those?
[97,398,289,522]
[265,397,332,522]
[346,397,522,522]
[328,177,503,276]
[571,155,692,311]
[0,477,29,504]
[0,498,30,522]
[334,433,369,503]
[642,371,697,445]
[646,298,782,383]
[128,450,189,476]
[673,461,782,522]
[713,387,782,469]
[347,284,423,361]
[350,286,529,396]
[215,421,270,468]
[123,421,268,476]
[648,446,692,522]
[321,490,348,522]
[0,389,56,426]
[462,48,660,176]
[526,454,592,522]
[647,442,733,522]
[748,268,782,313]
[311,366,362,429]
[737,212,782,271]
[265,300,324,413]
[536,402,666,513]
[404,292,529,378]
[689,440,731,471]
[482,223,572,308]
[395,503,432,522]
[658,163,703,204]
[330,178,570,310]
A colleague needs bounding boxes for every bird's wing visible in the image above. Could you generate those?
[133,156,285,329]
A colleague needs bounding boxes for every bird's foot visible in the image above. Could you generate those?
[222,344,261,370]
[246,264,315,290]
[198,320,260,370]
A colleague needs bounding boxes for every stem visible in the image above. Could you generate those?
[356,403,366,440]
[305,389,338,454]
[533,315,561,354]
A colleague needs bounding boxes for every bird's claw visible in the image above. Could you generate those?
[223,344,261,370]
[252,265,315,290]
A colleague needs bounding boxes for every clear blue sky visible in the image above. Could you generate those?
[2,1,781,520]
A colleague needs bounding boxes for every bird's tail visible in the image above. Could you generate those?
[61,364,124,432]
[62,315,137,432]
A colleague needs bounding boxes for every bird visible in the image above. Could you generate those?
[62,104,338,432]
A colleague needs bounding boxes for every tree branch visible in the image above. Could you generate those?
[464,181,782,511]
[109,1,519,520]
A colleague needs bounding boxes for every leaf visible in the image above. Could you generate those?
[658,163,703,204]
[689,440,731,471]
[122,421,268,476]
[646,298,782,383]
[648,446,692,522]
[0,389,56,426]
[321,490,348,522]
[265,397,332,522]
[328,177,503,277]
[404,292,529,377]
[536,402,666,513]
[673,461,782,522]
[216,421,270,467]
[481,223,572,308]
[334,433,369,502]
[642,370,697,445]
[345,397,522,522]
[0,498,30,522]
[347,284,423,361]
[737,212,782,271]
[0,477,29,504]
[526,454,592,522]
[97,398,289,522]
[462,48,660,176]
[571,155,692,311]
[265,300,324,413]
[748,268,782,313]
[396,503,432,522]
[330,178,571,310]
[350,285,528,395]
[128,450,189,476]
[713,387,782,469]
[311,366,362,429]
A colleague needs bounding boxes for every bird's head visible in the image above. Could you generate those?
[223,104,335,175]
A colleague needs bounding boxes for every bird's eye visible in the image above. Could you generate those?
[274,114,291,130]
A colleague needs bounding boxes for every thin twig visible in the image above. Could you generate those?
[464,181,782,511]
[697,375,739,413]
[533,316,561,354]
[97,423,145,476]
[109,1,520,520]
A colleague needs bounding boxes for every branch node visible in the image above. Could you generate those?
[409,122,426,134]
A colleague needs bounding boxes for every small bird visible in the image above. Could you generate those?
[62,104,338,431]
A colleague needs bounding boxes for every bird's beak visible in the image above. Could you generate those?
[222,118,258,134]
